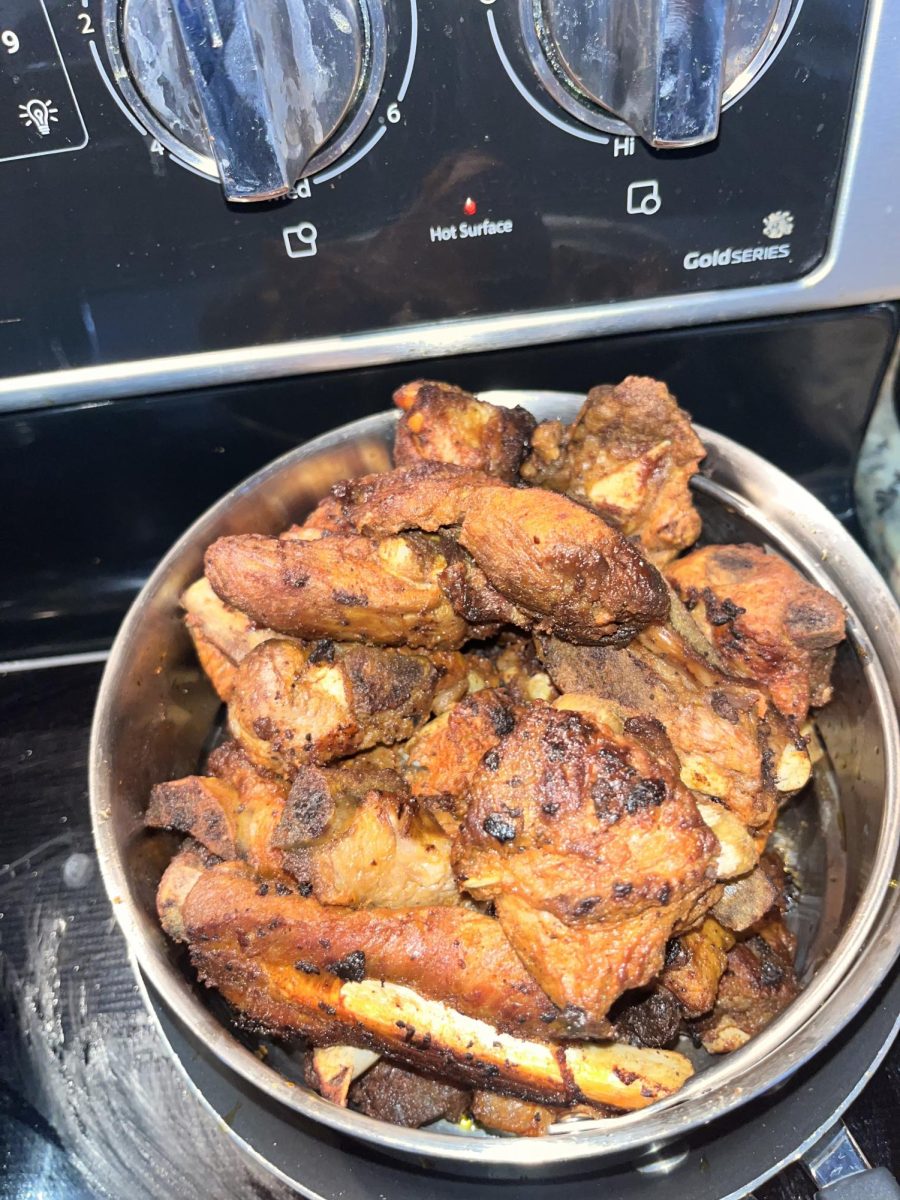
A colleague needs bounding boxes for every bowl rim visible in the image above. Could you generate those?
[90,391,900,1168]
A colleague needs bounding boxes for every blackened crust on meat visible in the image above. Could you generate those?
[612,989,682,1048]
[146,778,237,859]
[702,589,746,627]
[590,751,666,825]
[282,771,334,843]
[340,644,439,719]
[483,813,518,842]
[308,639,336,664]
[710,690,740,724]
[333,590,369,607]
[348,1059,472,1127]
[328,950,367,982]
[273,760,406,853]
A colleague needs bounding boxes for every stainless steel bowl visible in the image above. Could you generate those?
[90,391,900,1169]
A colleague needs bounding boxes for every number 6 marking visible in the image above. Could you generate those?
[387,102,401,123]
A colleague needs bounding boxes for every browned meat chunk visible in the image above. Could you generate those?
[274,764,458,908]
[146,744,290,879]
[393,380,536,481]
[228,639,439,775]
[181,577,291,701]
[452,701,717,1024]
[400,688,519,834]
[470,1092,559,1137]
[148,747,459,909]
[667,544,846,722]
[537,620,810,832]
[159,855,695,1107]
[611,987,683,1048]
[161,857,570,1038]
[348,1061,471,1128]
[693,914,799,1053]
[521,377,705,564]
[340,461,670,645]
[659,917,735,1017]
[438,481,670,644]
[205,531,482,650]
[147,775,245,860]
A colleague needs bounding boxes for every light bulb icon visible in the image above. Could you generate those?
[19,98,59,136]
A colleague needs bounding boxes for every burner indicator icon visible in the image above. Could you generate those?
[19,98,58,136]
[283,221,318,259]
[626,179,661,216]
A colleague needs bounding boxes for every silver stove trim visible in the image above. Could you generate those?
[1,0,895,412]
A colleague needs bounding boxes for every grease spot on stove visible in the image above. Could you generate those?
[62,852,93,889]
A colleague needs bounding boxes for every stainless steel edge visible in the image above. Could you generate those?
[89,393,900,1169]
[1,0,896,411]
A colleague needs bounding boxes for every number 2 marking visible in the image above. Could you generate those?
[77,12,94,34]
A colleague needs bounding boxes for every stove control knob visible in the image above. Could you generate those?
[527,0,791,147]
[117,0,385,201]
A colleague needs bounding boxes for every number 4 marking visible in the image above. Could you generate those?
[149,138,164,154]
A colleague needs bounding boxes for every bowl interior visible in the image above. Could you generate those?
[91,395,897,1166]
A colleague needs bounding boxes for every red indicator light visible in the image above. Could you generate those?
[463,197,477,216]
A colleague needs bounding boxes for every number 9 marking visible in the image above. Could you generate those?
[1,29,19,53]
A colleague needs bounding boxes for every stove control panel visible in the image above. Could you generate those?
[0,0,869,385]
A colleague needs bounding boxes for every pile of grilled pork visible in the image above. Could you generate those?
[149,378,846,1136]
